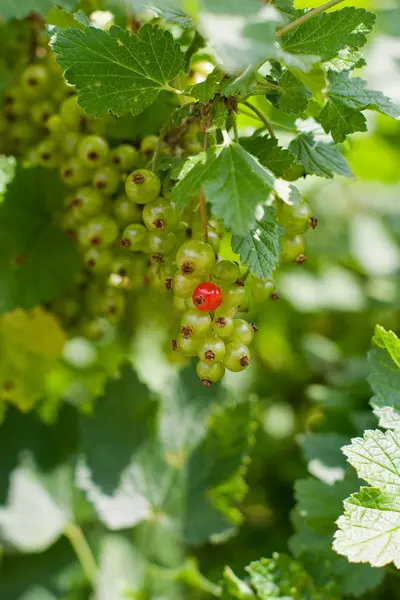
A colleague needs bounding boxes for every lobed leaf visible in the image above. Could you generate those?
[0,0,77,21]
[289,133,353,179]
[51,24,185,117]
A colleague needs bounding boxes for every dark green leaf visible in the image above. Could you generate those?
[185,68,224,103]
[289,133,353,178]
[46,6,86,29]
[240,137,294,177]
[232,209,283,279]
[280,8,375,62]
[51,24,185,117]
[0,166,81,314]
[172,142,275,235]
[320,71,400,142]
[268,71,312,116]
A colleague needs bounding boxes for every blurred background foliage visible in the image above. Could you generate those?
[0,1,400,599]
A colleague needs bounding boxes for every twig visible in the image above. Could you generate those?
[151,123,168,172]
[64,522,97,584]
[199,132,208,242]
[232,114,239,143]
[241,101,276,138]
[276,0,346,37]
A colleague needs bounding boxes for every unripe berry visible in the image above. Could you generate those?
[78,135,109,168]
[196,360,225,386]
[180,309,212,339]
[125,169,161,204]
[224,342,251,372]
[281,235,306,264]
[212,260,240,284]
[176,240,215,276]
[109,144,139,172]
[197,336,226,363]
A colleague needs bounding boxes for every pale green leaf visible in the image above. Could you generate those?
[368,345,400,430]
[0,0,77,21]
[51,24,185,117]
[280,8,375,62]
[289,133,353,179]
[172,142,275,235]
[334,487,400,568]
[196,0,281,74]
[246,554,324,599]
[231,210,283,280]
[373,325,400,368]
[0,465,69,552]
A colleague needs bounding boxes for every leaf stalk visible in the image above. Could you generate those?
[276,0,346,38]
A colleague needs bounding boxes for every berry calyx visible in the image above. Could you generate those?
[192,282,223,312]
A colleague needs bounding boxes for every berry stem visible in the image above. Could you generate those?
[199,132,209,242]
[241,101,275,138]
[232,114,239,143]
[276,0,346,37]
[64,522,97,584]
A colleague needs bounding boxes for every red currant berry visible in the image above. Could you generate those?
[192,282,223,312]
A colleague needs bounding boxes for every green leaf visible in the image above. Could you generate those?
[221,566,255,599]
[300,432,349,471]
[46,6,86,29]
[320,70,400,143]
[246,554,325,599]
[0,463,70,552]
[0,0,77,21]
[0,155,16,197]
[172,142,275,236]
[373,325,400,368]
[196,0,281,74]
[267,71,312,117]
[51,24,185,117]
[78,366,256,545]
[334,429,400,567]
[280,8,375,62]
[289,133,353,179]
[240,137,294,177]
[231,209,283,280]
[0,166,81,314]
[185,68,224,103]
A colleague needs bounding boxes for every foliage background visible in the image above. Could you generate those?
[0,0,400,599]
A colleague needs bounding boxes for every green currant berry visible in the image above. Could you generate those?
[281,235,306,264]
[173,296,187,311]
[176,240,215,276]
[21,64,49,97]
[52,297,80,322]
[212,260,240,284]
[223,283,247,308]
[30,100,55,125]
[3,87,27,117]
[251,276,277,303]
[172,271,202,298]
[8,121,36,147]
[212,313,235,338]
[229,319,256,346]
[37,139,62,168]
[80,317,107,341]
[125,169,161,204]
[140,135,159,155]
[282,163,305,182]
[142,198,180,232]
[120,223,148,251]
[45,114,68,140]
[224,342,250,372]
[78,135,109,168]
[84,247,113,274]
[196,360,225,386]
[184,140,203,155]
[66,186,104,222]
[60,158,91,187]
[197,335,226,363]
[113,194,142,225]
[148,231,176,261]
[60,96,86,130]
[101,289,126,323]
[277,200,312,235]
[109,144,138,172]
[61,131,82,157]
[86,215,119,248]
[206,229,221,254]
[176,335,198,357]
[180,309,212,339]
[92,166,120,195]
[110,255,133,279]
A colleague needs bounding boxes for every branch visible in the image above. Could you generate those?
[276,0,346,38]
[241,101,275,138]
[199,132,208,242]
